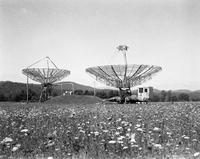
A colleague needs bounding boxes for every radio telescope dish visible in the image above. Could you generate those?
[22,68,70,84]
[86,45,162,103]
[22,57,70,102]
[86,64,161,88]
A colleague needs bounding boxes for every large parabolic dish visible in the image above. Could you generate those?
[86,64,162,88]
[22,57,70,102]
[86,45,162,102]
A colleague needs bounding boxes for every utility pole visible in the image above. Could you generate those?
[60,84,62,95]
[70,83,74,95]
[26,76,29,104]
[94,81,96,96]
[67,83,74,95]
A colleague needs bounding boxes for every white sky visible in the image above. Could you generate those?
[0,0,200,91]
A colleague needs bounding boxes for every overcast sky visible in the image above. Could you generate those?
[0,0,200,91]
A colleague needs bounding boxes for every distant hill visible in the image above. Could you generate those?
[0,81,199,101]
[97,86,118,90]
[173,89,192,93]
[153,89,161,94]
[189,92,200,100]
[54,81,95,92]
[0,81,108,96]
[0,81,41,96]
[171,91,200,101]
[152,89,200,100]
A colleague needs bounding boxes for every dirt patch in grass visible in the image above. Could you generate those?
[45,95,103,104]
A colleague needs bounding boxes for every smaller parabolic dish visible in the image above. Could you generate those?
[22,68,70,84]
[22,57,70,102]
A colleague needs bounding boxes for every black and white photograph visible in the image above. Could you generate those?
[0,0,200,158]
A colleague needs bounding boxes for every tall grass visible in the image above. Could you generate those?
[0,102,200,158]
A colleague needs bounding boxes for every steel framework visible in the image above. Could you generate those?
[86,45,162,103]
[86,64,162,88]
[22,57,70,102]
[22,68,70,84]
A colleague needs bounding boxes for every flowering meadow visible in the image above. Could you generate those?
[0,102,200,159]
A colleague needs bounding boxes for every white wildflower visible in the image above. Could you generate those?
[130,133,136,143]
[166,132,172,135]
[115,131,120,135]
[12,147,19,152]
[47,141,55,147]
[153,144,162,149]
[127,128,131,132]
[67,153,72,156]
[117,126,123,130]
[166,142,171,146]
[137,128,143,132]
[21,129,28,133]
[108,140,116,144]
[2,137,13,143]
[117,141,123,144]
[94,131,99,136]
[172,155,179,159]
[184,136,189,140]
[194,152,200,157]
[131,144,138,148]
[80,130,85,134]
[135,124,141,128]
[12,144,21,152]
[69,109,76,117]
[153,127,161,131]
[103,130,109,133]
[121,121,125,124]
[117,136,125,140]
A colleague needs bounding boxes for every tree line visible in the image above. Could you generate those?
[73,89,119,99]
[0,89,40,102]
[76,90,197,102]
[0,89,119,102]
[151,90,199,102]
[0,89,198,102]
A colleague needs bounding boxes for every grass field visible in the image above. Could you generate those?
[0,102,200,159]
